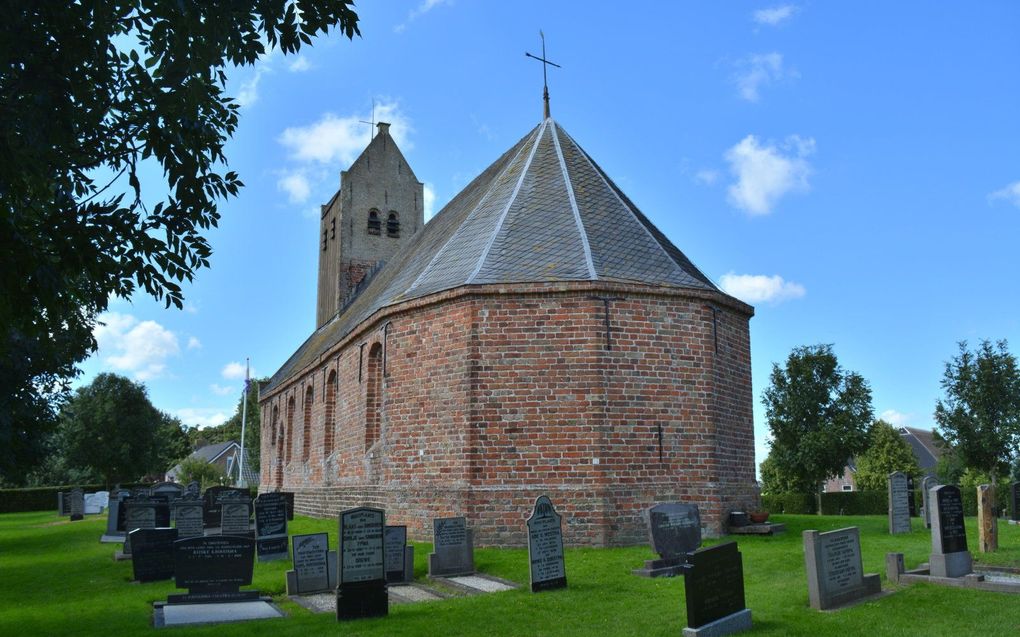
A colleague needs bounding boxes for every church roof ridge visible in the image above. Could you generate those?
[264,119,731,393]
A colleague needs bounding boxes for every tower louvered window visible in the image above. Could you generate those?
[386,211,400,237]
[367,209,381,235]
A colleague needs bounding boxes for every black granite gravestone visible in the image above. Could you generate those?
[220,502,252,536]
[428,516,474,577]
[682,542,747,630]
[337,507,387,621]
[935,486,967,554]
[174,501,205,539]
[1012,482,1020,522]
[526,495,567,592]
[290,532,333,594]
[203,486,227,528]
[907,476,917,517]
[281,491,295,520]
[170,536,258,604]
[69,488,85,521]
[634,503,702,578]
[384,526,410,584]
[130,528,178,582]
[186,481,201,498]
[255,493,289,561]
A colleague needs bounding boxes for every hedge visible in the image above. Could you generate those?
[762,487,999,517]
[0,483,149,514]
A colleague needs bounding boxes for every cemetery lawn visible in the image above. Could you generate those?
[3,512,1020,636]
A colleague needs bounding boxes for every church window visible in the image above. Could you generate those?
[386,211,400,237]
[285,396,296,464]
[367,209,381,235]
[325,370,337,457]
[330,218,336,239]
[322,229,327,251]
[271,405,279,447]
[302,386,313,462]
[365,343,383,449]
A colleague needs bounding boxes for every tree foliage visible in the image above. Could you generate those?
[186,379,264,473]
[176,457,228,491]
[763,344,874,496]
[759,446,817,494]
[0,1,360,482]
[934,339,1020,484]
[853,420,921,490]
[57,373,166,485]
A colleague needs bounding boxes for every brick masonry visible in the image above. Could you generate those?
[259,281,757,546]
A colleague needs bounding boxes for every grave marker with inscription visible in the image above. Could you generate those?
[929,484,972,578]
[169,535,258,604]
[887,472,910,534]
[384,526,414,584]
[977,484,998,553]
[130,528,178,582]
[428,516,475,577]
[221,501,252,536]
[69,488,84,521]
[287,532,337,595]
[337,507,387,621]
[634,503,701,578]
[123,498,169,556]
[682,542,751,637]
[526,496,566,592]
[255,493,289,562]
[174,501,205,539]
[803,527,881,610]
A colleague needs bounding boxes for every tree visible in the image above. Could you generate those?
[176,457,228,490]
[58,373,164,486]
[186,379,264,472]
[0,1,360,482]
[853,420,922,490]
[153,413,192,476]
[762,344,874,509]
[759,446,816,494]
[934,340,1020,487]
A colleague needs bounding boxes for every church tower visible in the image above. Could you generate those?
[316,122,424,328]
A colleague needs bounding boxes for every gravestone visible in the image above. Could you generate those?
[130,528,178,582]
[174,501,205,539]
[384,525,414,584]
[287,532,337,595]
[929,484,972,578]
[151,482,185,504]
[337,507,387,621]
[428,516,475,577]
[69,488,85,521]
[104,493,129,539]
[84,491,109,515]
[977,484,998,553]
[57,491,66,516]
[526,495,566,592]
[921,476,938,529]
[186,481,201,499]
[907,476,917,517]
[280,491,295,520]
[254,493,289,562]
[803,527,881,610]
[123,498,171,555]
[887,472,910,534]
[682,542,751,637]
[169,535,258,604]
[633,503,701,578]
[203,486,228,528]
[1011,482,1020,523]
[221,501,252,536]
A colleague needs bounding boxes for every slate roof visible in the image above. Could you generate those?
[899,427,944,472]
[265,118,725,393]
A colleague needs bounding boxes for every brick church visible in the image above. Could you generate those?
[258,116,758,545]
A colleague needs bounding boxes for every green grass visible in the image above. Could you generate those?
[2,511,1019,636]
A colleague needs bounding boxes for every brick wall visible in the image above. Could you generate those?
[259,282,757,546]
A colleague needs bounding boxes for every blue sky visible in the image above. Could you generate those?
[78,1,1020,471]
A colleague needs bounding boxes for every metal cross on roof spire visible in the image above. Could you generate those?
[359,98,377,139]
[525,30,561,120]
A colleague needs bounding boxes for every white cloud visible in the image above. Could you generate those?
[236,65,270,108]
[278,100,413,166]
[734,52,795,102]
[93,312,180,380]
[288,56,311,72]
[989,180,1020,208]
[183,302,199,315]
[695,169,719,185]
[725,134,814,214]
[880,409,912,427]
[221,361,247,380]
[186,336,202,350]
[176,407,230,429]
[210,383,235,396]
[395,0,452,33]
[753,4,797,26]
[719,273,806,304]
[277,170,312,204]
[424,183,437,220]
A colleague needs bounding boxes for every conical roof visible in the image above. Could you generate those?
[265,119,720,392]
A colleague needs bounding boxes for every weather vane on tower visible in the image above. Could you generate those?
[525,30,560,120]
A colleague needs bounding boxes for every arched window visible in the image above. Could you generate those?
[367,209,381,235]
[365,343,383,449]
[285,396,295,464]
[325,369,337,457]
[302,386,313,462]
[386,211,400,237]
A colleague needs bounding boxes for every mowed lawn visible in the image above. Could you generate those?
[2,511,1020,636]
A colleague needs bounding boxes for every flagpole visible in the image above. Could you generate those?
[238,357,249,488]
